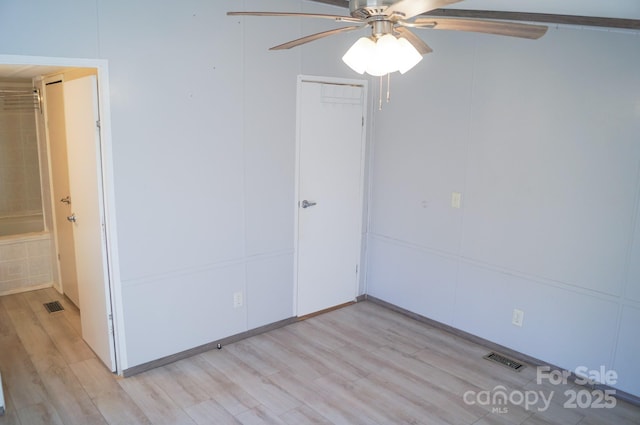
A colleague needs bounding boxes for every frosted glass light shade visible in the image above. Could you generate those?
[396,37,423,74]
[342,33,424,76]
[342,37,376,74]
[366,34,399,76]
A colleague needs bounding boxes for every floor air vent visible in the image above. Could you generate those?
[43,301,64,313]
[484,352,525,371]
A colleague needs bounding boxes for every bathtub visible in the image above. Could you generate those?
[0,214,44,237]
[0,214,53,295]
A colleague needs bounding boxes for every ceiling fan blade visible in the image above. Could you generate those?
[270,25,364,50]
[227,11,362,23]
[413,17,548,39]
[395,27,433,55]
[385,0,464,20]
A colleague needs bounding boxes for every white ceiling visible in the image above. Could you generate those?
[1,0,637,80]
[0,64,70,80]
[446,0,640,20]
[320,0,640,20]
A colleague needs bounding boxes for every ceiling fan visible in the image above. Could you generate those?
[228,0,548,76]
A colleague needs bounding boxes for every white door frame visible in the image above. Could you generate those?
[293,74,368,317]
[0,54,124,373]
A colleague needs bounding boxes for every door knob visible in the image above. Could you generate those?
[67,214,77,223]
[301,200,317,209]
[60,196,71,205]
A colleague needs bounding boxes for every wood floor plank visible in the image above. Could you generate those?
[0,319,48,408]
[144,362,212,410]
[473,412,530,425]
[234,405,287,425]
[267,326,369,382]
[278,405,333,425]
[199,350,301,416]
[264,371,380,425]
[0,391,22,425]
[1,293,68,373]
[243,333,325,382]
[1,290,638,425]
[279,320,345,352]
[70,358,152,425]
[14,401,63,425]
[37,364,108,425]
[117,373,197,425]
[365,366,485,424]
[324,306,426,355]
[223,337,290,378]
[571,397,640,425]
[354,301,536,380]
[313,372,427,425]
[183,355,260,416]
[19,289,95,366]
[184,399,241,425]
[1,293,107,425]
[308,313,382,353]
[413,346,531,390]
[522,418,558,425]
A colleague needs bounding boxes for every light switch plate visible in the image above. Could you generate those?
[452,192,462,209]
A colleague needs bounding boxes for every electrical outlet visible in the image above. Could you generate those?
[233,291,243,308]
[451,192,462,209]
[512,308,524,327]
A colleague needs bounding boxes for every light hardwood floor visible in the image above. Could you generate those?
[0,288,638,425]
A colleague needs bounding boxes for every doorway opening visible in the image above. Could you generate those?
[0,56,119,373]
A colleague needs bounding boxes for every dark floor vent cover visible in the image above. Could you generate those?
[44,301,64,313]
[484,352,525,372]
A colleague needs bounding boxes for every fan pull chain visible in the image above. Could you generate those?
[378,74,393,111]
[387,73,391,103]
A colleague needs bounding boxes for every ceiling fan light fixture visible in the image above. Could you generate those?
[366,34,399,76]
[342,36,376,74]
[396,37,423,74]
[343,32,423,76]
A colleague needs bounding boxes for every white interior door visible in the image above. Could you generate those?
[64,75,116,371]
[44,78,80,307]
[296,77,367,317]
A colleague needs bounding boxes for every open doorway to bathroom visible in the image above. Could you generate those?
[0,79,44,238]
[0,57,118,372]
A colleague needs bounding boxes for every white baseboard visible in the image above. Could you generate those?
[0,282,53,297]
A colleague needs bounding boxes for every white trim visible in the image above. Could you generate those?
[0,282,54,298]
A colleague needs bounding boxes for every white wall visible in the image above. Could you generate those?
[366,25,640,397]
[0,0,358,369]
[2,0,639,398]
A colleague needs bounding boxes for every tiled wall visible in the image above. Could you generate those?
[0,81,43,218]
[0,234,53,295]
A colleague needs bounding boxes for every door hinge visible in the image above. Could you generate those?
[356,265,358,274]
[108,313,114,334]
[96,120,101,129]
[361,116,364,127]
